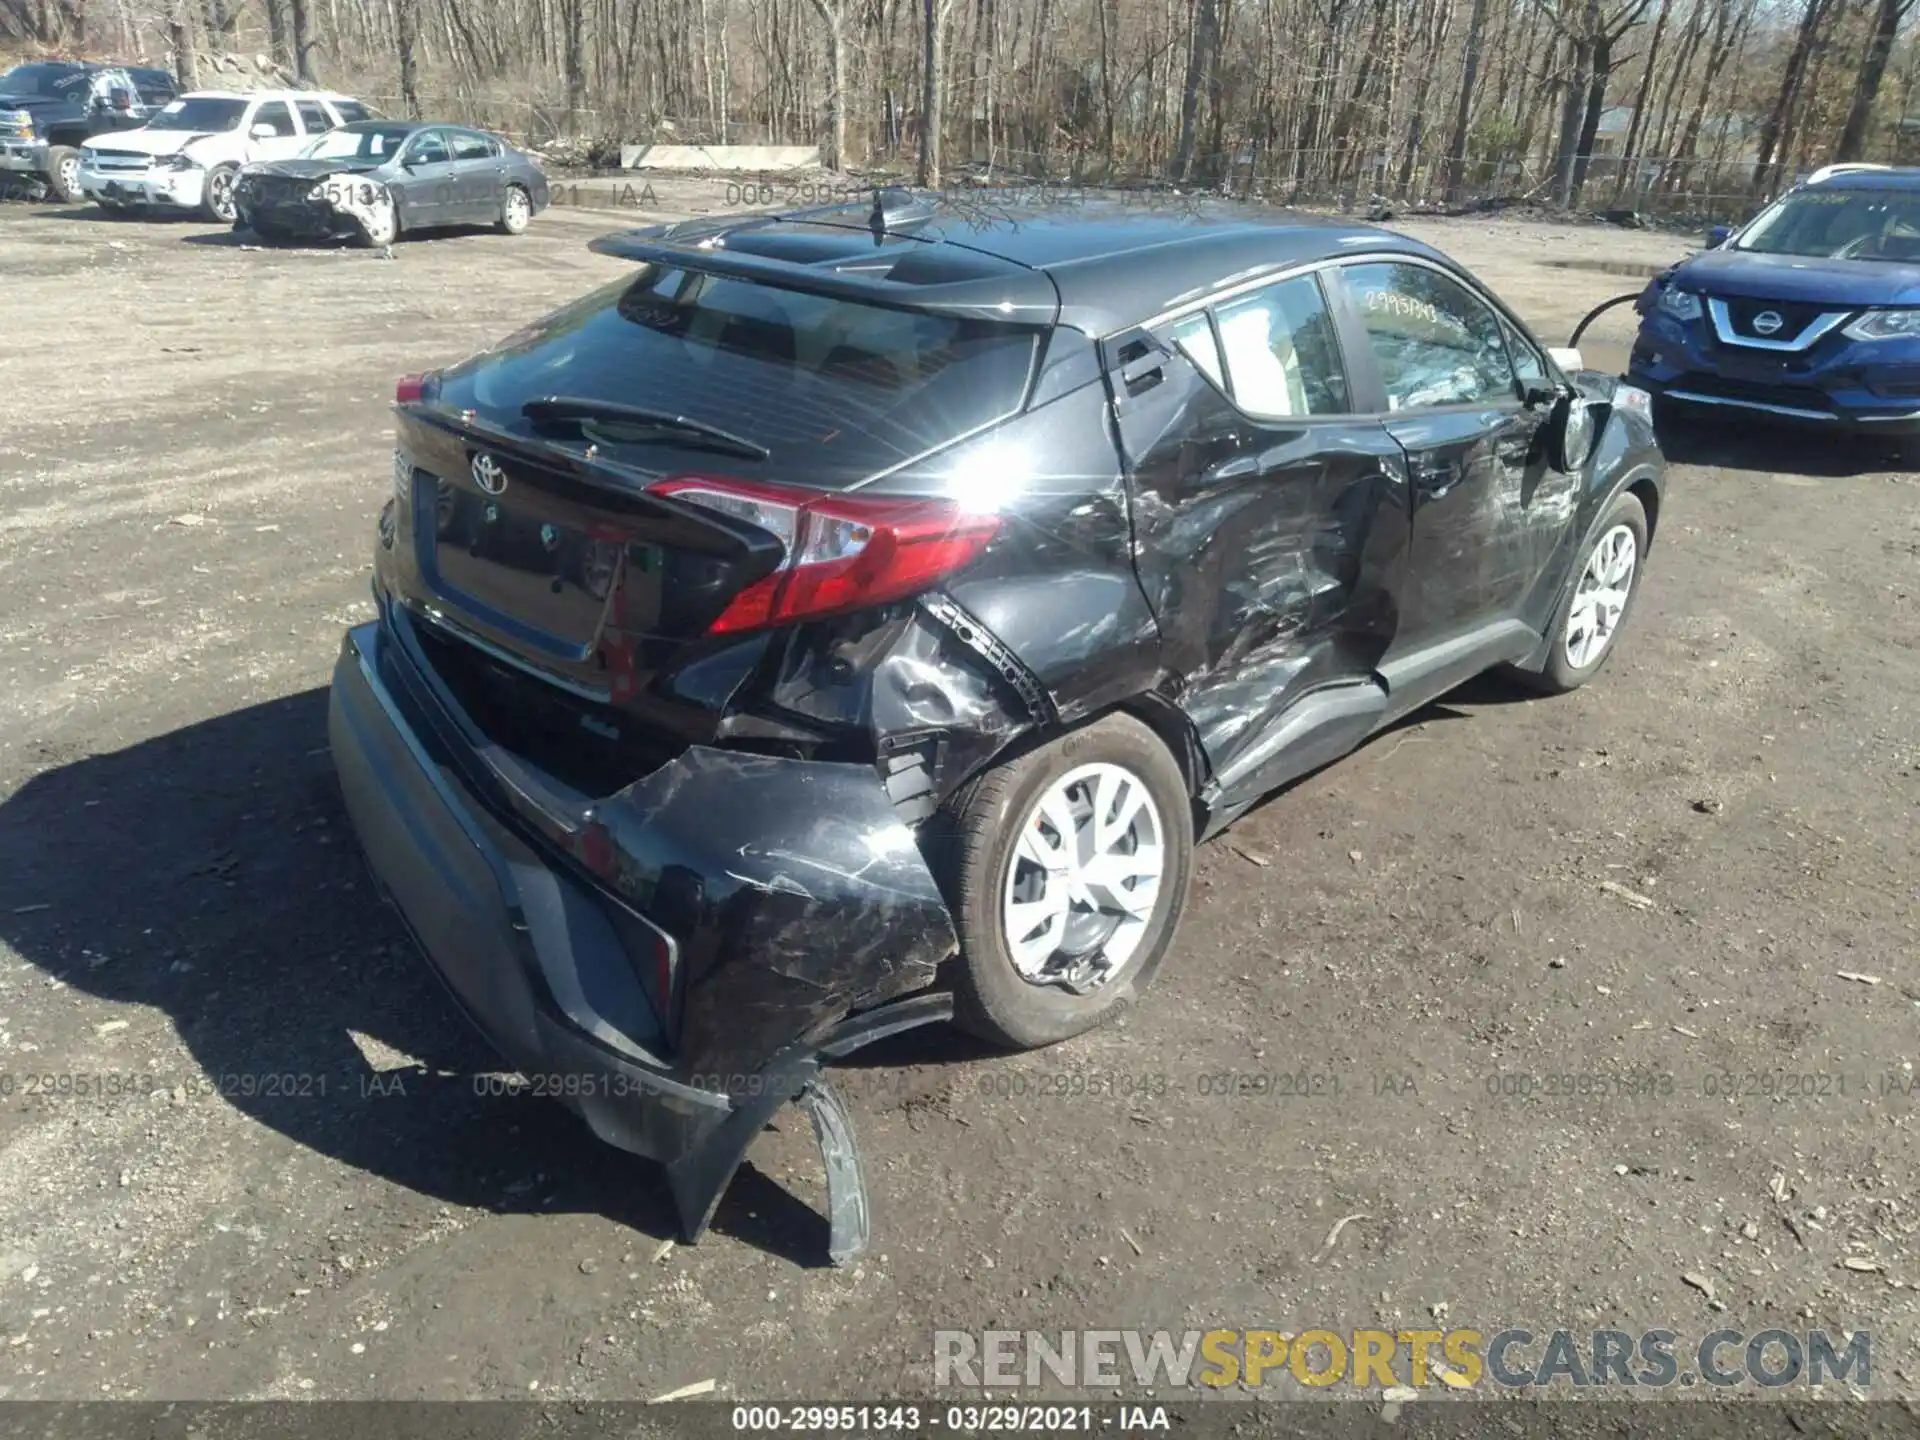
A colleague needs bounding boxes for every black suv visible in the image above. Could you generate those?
[329,194,1665,1256]
[0,59,175,200]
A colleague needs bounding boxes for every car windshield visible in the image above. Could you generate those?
[0,64,92,98]
[145,97,247,132]
[1736,188,1920,263]
[302,125,412,161]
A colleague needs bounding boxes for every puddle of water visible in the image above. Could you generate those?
[1545,258,1667,278]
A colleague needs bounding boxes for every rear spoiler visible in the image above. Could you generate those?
[587,225,1062,327]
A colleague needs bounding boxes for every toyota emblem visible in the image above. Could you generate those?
[1752,310,1785,336]
[471,452,507,496]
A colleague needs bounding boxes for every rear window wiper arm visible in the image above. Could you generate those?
[521,396,771,460]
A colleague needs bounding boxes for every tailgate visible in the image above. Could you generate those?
[394,408,784,705]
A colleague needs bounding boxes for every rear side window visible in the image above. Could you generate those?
[450,131,495,160]
[333,100,370,123]
[1343,261,1515,411]
[1213,275,1350,417]
[436,265,1042,487]
[252,100,297,137]
[296,100,334,134]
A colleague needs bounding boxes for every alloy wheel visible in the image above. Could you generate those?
[56,154,80,199]
[1001,762,1165,995]
[503,189,530,231]
[207,169,237,222]
[1564,522,1637,670]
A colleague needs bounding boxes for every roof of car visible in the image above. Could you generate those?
[1807,165,1920,191]
[606,194,1442,335]
[174,88,359,101]
[338,118,423,132]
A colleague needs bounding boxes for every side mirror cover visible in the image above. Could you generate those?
[1548,392,1597,474]
[1707,224,1733,248]
[250,123,276,140]
[1546,345,1584,374]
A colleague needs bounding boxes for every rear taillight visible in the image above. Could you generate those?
[394,372,430,404]
[647,475,1001,634]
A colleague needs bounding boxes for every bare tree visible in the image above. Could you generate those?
[168,0,202,88]
[917,0,958,184]
[1442,0,1492,201]
[807,0,849,167]
[395,0,423,116]
[1836,0,1918,159]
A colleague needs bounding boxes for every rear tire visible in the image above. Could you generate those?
[930,714,1193,1050]
[44,145,82,203]
[497,183,532,235]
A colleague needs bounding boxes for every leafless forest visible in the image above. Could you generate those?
[5,0,1920,215]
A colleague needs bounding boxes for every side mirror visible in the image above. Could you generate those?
[1546,345,1584,374]
[1548,391,1597,474]
[250,123,276,140]
[1707,224,1732,248]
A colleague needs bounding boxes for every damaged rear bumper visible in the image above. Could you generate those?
[327,617,959,1258]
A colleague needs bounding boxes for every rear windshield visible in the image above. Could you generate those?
[435,264,1043,486]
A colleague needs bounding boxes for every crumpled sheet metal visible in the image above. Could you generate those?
[312,172,396,239]
[587,745,960,1086]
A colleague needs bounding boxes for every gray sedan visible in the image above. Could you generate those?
[233,120,551,247]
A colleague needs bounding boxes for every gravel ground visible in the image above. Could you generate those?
[0,184,1917,1423]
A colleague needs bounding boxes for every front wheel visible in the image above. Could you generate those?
[931,714,1193,1050]
[1518,490,1649,694]
[354,202,397,248]
[44,145,82,203]
[200,163,239,222]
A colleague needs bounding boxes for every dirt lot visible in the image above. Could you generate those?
[1,184,1918,1420]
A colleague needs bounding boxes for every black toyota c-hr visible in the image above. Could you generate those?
[330,191,1665,1258]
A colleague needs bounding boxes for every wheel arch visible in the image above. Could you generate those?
[928,689,1213,842]
[1627,473,1661,546]
[1511,470,1658,675]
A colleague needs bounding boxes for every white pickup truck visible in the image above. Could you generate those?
[78,89,369,221]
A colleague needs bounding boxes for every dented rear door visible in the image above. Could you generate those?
[1112,270,1408,795]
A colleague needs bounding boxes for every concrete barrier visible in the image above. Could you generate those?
[619,144,820,172]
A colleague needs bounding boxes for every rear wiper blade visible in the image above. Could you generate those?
[521,396,770,460]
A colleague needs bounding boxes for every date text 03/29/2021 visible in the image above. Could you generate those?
[729,1406,1168,1433]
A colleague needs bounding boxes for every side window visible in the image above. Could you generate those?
[407,130,451,165]
[1212,274,1351,417]
[450,131,494,162]
[333,101,370,123]
[295,100,334,135]
[252,100,297,137]
[1344,261,1515,410]
[1168,313,1225,390]
[1502,318,1549,390]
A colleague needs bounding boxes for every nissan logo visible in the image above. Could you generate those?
[1752,310,1785,336]
[471,452,507,496]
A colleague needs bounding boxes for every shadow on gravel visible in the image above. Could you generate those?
[0,687,831,1266]
[1656,410,1910,477]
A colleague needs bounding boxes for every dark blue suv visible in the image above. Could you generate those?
[1631,164,1920,438]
